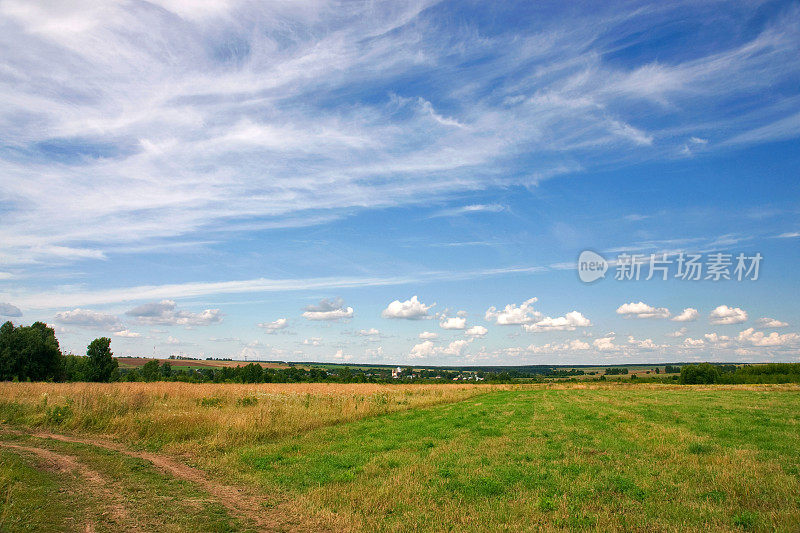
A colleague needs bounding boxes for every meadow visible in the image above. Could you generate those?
[1,382,798,532]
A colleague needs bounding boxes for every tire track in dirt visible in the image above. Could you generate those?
[0,441,130,531]
[1,427,334,532]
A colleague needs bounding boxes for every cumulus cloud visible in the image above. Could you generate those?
[627,336,659,349]
[593,335,621,351]
[683,337,704,347]
[302,298,353,321]
[358,328,381,336]
[381,296,435,319]
[757,317,789,328]
[0,303,22,317]
[524,311,591,332]
[709,305,748,325]
[302,337,322,346]
[54,308,122,330]
[671,308,699,322]
[485,298,541,325]
[258,318,288,333]
[666,327,687,338]
[442,339,472,356]
[737,328,799,347]
[332,349,352,361]
[127,300,223,326]
[439,316,467,330]
[616,302,670,319]
[419,331,438,339]
[410,338,473,358]
[410,340,436,358]
[465,325,488,337]
[703,333,730,345]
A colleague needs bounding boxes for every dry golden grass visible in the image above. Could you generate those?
[0,382,498,449]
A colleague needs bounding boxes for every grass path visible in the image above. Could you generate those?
[0,429,261,532]
[0,441,129,531]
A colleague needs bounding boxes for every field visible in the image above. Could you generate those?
[1,383,799,532]
[116,357,291,370]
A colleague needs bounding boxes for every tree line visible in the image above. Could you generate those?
[679,362,800,384]
[1,321,118,382]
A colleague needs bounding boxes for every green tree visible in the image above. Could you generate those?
[0,321,63,381]
[63,354,91,381]
[86,337,118,382]
[141,359,160,381]
[680,363,720,384]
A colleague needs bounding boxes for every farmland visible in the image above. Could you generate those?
[1,383,799,532]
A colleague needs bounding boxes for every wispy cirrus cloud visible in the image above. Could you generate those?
[1,1,799,267]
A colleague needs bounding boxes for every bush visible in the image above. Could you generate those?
[198,397,224,408]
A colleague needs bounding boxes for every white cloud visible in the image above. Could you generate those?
[528,339,591,353]
[709,305,748,325]
[258,318,288,333]
[440,316,467,330]
[0,1,798,272]
[757,317,789,328]
[485,298,541,325]
[737,328,800,347]
[418,331,438,340]
[671,308,699,322]
[593,335,620,352]
[114,329,141,338]
[616,302,670,319]
[666,327,687,338]
[358,328,381,336]
[442,339,472,356]
[127,300,222,326]
[332,349,352,361]
[0,302,22,317]
[703,333,730,345]
[302,298,353,321]
[9,267,550,310]
[683,337,705,347]
[166,336,181,345]
[431,204,505,217]
[465,325,488,337]
[302,337,322,346]
[409,338,473,358]
[410,340,436,358]
[627,336,659,349]
[381,296,434,320]
[54,308,122,330]
[524,311,591,332]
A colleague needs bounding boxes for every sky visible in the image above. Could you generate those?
[1,0,799,365]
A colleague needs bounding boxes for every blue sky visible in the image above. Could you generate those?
[1,0,799,364]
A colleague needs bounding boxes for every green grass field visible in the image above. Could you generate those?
[1,383,799,531]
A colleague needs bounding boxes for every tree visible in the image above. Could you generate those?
[679,363,720,385]
[86,337,118,382]
[0,321,63,381]
[140,359,160,381]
